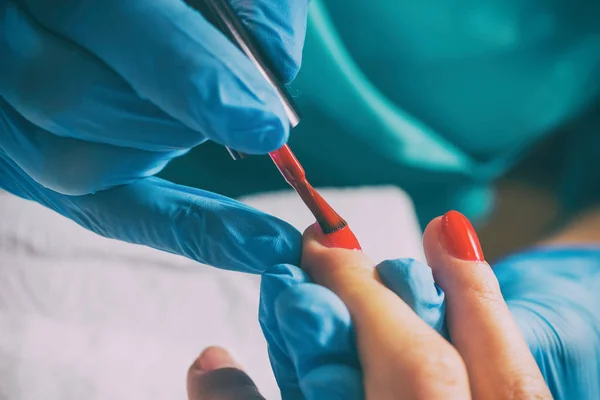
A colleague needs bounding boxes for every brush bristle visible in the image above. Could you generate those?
[318,217,348,234]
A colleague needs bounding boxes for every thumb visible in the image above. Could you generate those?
[423,211,551,400]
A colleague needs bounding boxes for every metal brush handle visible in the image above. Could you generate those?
[189,0,301,159]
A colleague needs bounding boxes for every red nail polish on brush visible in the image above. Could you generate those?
[270,145,361,251]
[201,0,360,250]
[440,211,484,261]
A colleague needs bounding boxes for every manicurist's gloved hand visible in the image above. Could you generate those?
[259,221,551,399]
[0,0,308,272]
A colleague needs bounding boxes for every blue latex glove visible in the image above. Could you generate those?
[494,248,600,400]
[259,259,445,399]
[260,250,600,399]
[0,0,308,272]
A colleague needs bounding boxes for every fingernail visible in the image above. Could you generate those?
[305,222,362,251]
[440,211,484,261]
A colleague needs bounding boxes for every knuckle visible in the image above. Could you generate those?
[419,345,467,387]
[33,159,101,195]
[429,348,465,376]
[171,203,210,258]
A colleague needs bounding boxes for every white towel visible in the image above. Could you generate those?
[0,186,422,399]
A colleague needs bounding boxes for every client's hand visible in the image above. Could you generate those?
[298,224,470,399]
[257,214,551,399]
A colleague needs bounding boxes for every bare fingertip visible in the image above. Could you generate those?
[196,347,239,372]
[300,224,375,293]
[301,223,332,270]
[302,222,324,245]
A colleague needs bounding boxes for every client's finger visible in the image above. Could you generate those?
[302,224,469,400]
[423,211,551,400]
[187,347,265,400]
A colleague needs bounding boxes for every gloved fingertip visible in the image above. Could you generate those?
[262,263,310,282]
[376,258,446,332]
[258,120,289,152]
[226,116,290,154]
[376,258,440,304]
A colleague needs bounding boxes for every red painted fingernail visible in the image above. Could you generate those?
[310,223,362,251]
[440,211,484,261]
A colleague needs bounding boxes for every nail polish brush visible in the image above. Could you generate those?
[193,0,360,250]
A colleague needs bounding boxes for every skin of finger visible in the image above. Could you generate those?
[423,217,552,399]
[301,228,470,400]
